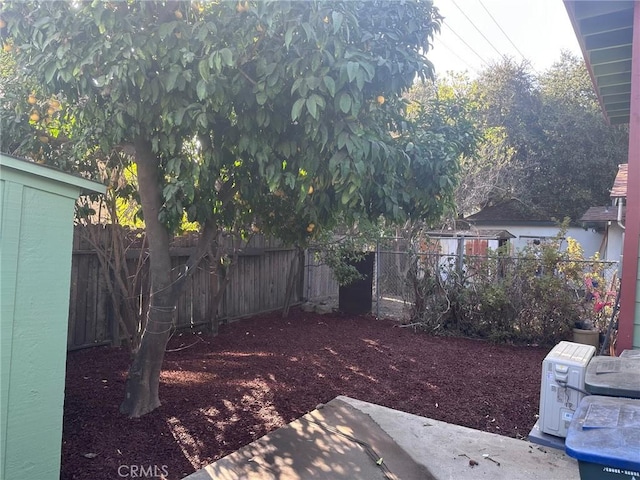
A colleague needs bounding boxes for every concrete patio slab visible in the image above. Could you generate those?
[184,395,580,480]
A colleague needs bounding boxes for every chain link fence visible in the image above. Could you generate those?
[304,238,620,333]
[373,237,414,319]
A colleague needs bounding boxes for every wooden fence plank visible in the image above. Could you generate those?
[73,254,89,346]
[67,227,313,350]
[67,255,79,348]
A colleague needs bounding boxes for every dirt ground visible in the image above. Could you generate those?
[61,308,548,480]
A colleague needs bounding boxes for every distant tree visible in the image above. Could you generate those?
[1,0,477,417]
[414,56,628,221]
[472,59,545,209]
[406,66,525,219]
[528,52,628,220]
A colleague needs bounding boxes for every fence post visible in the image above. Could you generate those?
[305,249,311,302]
[456,236,464,274]
[109,268,120,347]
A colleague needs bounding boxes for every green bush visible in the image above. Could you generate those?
[408,227,606,345]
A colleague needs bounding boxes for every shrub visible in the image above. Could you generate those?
[407,227,613,345]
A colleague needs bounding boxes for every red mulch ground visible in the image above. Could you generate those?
[61,309,548,480]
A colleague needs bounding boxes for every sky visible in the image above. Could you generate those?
[428,0,584,77]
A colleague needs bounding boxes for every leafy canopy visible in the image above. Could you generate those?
[1,1,476,242]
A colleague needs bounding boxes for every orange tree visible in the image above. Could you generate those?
[1,0,476,417]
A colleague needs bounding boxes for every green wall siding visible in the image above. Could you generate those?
[0,155,104,480]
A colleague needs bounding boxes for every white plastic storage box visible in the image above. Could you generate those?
[539,341,596,438]
[565,395,640,480]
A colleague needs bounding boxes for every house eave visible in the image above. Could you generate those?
[564,0,634,125]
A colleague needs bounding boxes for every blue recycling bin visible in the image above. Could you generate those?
[565,395,640,480]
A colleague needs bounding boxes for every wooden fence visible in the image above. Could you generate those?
[303,248,339,302]
[67,226,306,350]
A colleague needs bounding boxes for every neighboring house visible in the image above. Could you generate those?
[464,200,604,256]
[580,205,625,261]
[565,0,639,351]
[580,164,628,262]
[421,228,514,260]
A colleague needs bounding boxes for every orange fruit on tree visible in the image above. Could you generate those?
[0,18,6,29]
[28,94,37,105]
[376,95,385,105]
[29,111,40,122]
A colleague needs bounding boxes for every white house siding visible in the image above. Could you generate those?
[435,238,500,256]
[605,224,625,263]
[471,224,604,257]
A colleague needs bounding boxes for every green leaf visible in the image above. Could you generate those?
[174,108,187,126]
[284,172,296,188]
[44,62,57,84]
[337,131,349,149]
[356,70,364,90]
[291,98,305,121]
[306,76,320,90]
[306,96,318,119]
[301,22,314,41]
[219,48,233,67]
[256,109,266,126]
[198,59,209,81]
[165,68,180,91]
[33,16,52,28]
[332,11,343,33]
[197,112,207,129]
[323,76,336,96]
[196,80,207,101]
[360,61,375,81]
[158,22,176,40]
[284,26,295,49]
[346,62,359,83]
[339,93,352,114]
[329,151,346,173]
[291,78,303,95]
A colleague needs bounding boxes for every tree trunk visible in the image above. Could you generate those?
[282,247,302,318]
[120,139,175,418]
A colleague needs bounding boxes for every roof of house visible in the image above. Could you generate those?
[0,152,106,195]
[465,201,552,225]
[425,229,515,240]
[610,163,628,197]
[580,205,626,222]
